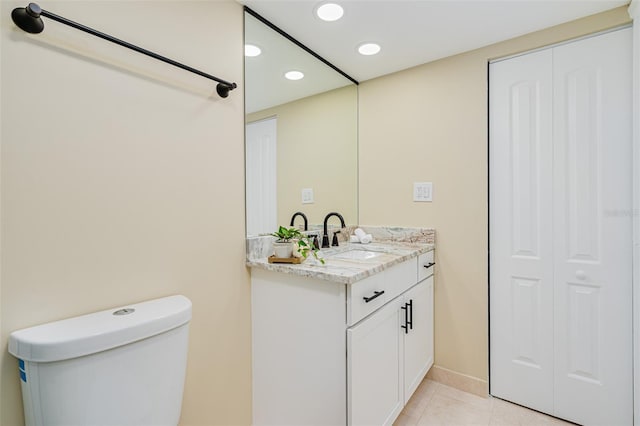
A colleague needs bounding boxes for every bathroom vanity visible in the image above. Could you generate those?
[248,237,435,426]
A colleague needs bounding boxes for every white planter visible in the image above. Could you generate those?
[273,241,293,258]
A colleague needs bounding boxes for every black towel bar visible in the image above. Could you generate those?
[11,3,237,98]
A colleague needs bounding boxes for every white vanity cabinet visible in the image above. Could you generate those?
[348,269,434,425]
[251,251,434,426]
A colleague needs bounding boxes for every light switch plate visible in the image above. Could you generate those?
[302,188,314,204]
[413,182,433,202]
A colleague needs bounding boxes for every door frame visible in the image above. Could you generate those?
[629,2,640,424]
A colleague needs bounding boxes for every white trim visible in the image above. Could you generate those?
[489,24,632,64]
[630,1,639,425]
[426,365,488,398]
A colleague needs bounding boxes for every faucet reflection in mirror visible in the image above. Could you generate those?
[290,212,308,231]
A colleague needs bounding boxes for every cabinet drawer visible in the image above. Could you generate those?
[418,251,435,282]
[387,258,419,300]
[347,272,388,326]
[347,258,419,326]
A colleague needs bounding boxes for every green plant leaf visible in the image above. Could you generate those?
[271,227,324,264]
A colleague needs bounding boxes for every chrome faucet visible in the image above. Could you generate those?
[290,211,308,231]
[322,212,346,248]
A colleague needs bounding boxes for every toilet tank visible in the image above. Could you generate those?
[8,295,192,426]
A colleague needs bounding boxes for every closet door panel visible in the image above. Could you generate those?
[552,28,633,426]
[489,48,554,414]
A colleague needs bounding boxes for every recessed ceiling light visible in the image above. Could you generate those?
[245,44,262,57]
[316,3,344,22]
[358,42,381,56]
[284,71,304,81]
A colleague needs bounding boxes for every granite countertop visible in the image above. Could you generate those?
[246,241,434,285]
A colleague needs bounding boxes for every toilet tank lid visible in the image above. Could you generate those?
[8,295,192,363]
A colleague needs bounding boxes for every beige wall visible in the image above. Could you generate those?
[359,7,631,386]
[0,2,250,425]
[247,85,358,228]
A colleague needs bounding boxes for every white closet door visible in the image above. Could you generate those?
[246,118,277,236]
[489,48,555,414]
[490,28,632,425]
[552,28,633,425]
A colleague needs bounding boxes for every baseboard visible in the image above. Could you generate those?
[426,365,489,398]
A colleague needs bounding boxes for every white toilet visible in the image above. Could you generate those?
[8,294,192,426]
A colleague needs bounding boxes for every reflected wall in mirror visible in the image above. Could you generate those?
[244,10,358,237]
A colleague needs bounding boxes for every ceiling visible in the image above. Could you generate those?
[245,12,353,113]
[240,0,628,83]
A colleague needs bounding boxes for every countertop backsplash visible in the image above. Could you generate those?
[247,226,435,261]
[361,226,435,244]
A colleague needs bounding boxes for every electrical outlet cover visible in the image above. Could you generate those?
[302,188,314,204]
[413,182,433,202]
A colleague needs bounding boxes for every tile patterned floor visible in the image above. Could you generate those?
[394,379,575,426]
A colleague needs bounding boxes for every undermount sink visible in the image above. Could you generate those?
[328,249,383,261]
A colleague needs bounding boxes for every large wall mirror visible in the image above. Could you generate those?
[244,9,358,237]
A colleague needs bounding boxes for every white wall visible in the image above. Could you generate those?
[0,1,250,425]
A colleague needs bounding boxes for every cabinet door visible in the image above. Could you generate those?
[403,277,434,402]
[347,298,403,426]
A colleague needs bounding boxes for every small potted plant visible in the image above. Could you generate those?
[271,226,299,258]
[271,226,325,264]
